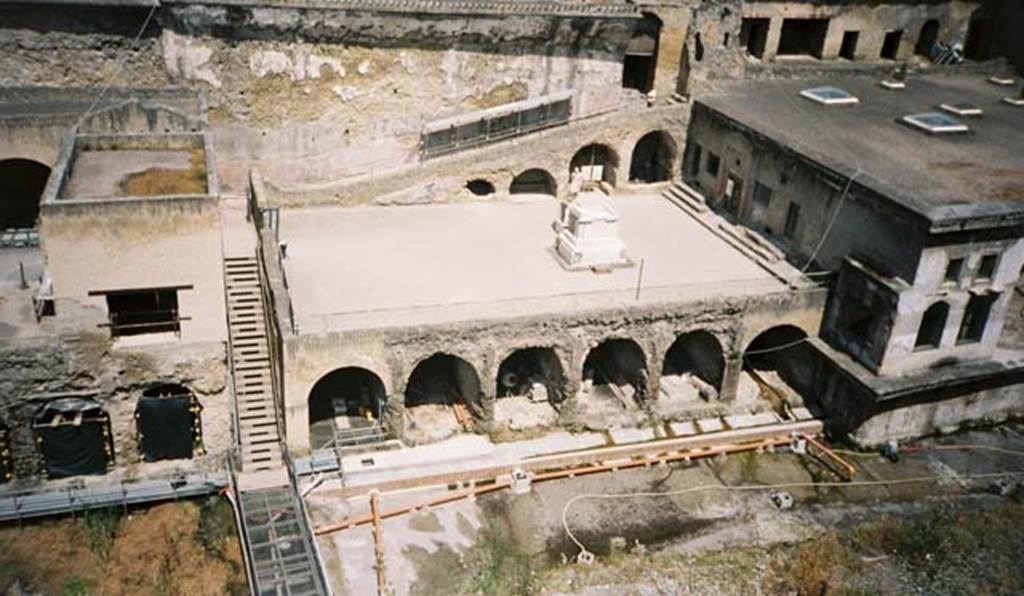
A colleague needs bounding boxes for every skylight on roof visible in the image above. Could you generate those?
[940,102,983,117]
[902,112,969,134]
[799,86,859,106]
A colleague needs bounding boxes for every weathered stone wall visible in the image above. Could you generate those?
[261,102,688,206]
[39,196,227,345]
[278,285,827,453]
[0,335,230,481]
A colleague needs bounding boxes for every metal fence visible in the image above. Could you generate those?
[421,93,572,159]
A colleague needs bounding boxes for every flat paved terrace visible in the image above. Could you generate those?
[278,194,796,333]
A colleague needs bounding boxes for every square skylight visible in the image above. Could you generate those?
[799,86,859,106]
[940,102,983,117]
[902,112,969,134]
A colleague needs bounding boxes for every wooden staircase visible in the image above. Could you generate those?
[224,256,283,473]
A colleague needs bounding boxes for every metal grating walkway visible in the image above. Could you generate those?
[238,485,327,595]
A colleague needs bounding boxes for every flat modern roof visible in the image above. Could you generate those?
[279,195,793,333]
[697,73,1024,226]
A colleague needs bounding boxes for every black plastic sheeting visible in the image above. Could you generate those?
[136,395,202,462]
[34,398,113,479]
[0,426,11,483]
[37,423,111,479]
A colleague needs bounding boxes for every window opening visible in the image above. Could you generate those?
[915,301,949,349]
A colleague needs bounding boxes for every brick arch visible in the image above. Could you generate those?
[492,342,571,398]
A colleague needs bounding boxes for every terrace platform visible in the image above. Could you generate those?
[279,194,798,334]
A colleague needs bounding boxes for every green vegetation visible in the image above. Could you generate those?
[81,507,120,563]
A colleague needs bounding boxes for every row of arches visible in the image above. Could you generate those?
[307,325,814,445]
[19,384,203,480]
[465,130,679,200]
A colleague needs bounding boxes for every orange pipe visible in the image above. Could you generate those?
[314,436,795,536]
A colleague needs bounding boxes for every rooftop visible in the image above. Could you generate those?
[279,195,795,333]
[698,73,1024,226]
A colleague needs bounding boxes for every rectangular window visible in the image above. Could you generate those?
[839,31,859,60]
[740,18,770,59]
[752,181,773,207]
[945,257,964,283]
[784,202,801,239]
[880,30,903,59]
[706,152,721,177]
[777,18,830,58]
[957,292,999,344]
[91,287,189,338]
[977,253,999,280]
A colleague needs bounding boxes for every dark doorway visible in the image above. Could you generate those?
[308,367,387,449]
[34,398,113,479]
[915,301,949,349]
[839,31,859,60]
[724,173,744,216]
[0,158,50,229]
[496,347,565,401]
[629,131,675,183]
[687,143,702,180]
[623,14,661,93]
[740,18,770,59]
[915,20,940,57]
[406,354,482,409]
[777,18,830,58]
[509,169,556,196]
[880,30,903,59]
[571,144,618,186]
[662,331,726,393]
[583,338,649,401]
[694,33,704,62]
[743,325,819,403]
[136,384,203,462]
[964,15,990,60]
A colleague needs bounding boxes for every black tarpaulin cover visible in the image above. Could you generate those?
[34,398,112,479]
[136,395,198,462]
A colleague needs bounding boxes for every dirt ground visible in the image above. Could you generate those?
[0,497,246,595]
[312,423,1024,596]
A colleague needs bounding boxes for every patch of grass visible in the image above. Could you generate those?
[80,508,120,563]
[198,496,236,559]
[62,576,92,596]
[465,518,536,596]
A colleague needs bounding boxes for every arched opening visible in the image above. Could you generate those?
[694,32,705,62]
[915,302,950,350]
[136,383,203,462]
[661,331,725,402]
[915,19,940,57]
[582,338,648,406]
[405,353,482,442]
[509,169,557,196]
[308,367,387,450]
[622,13,662,93]
[466,179,495,196]
[494,347,564,431]
[33,398,113,479]
[741,326,819,410]
[570,144,618,187]
[0,158,50,230]
[629,131,676,184]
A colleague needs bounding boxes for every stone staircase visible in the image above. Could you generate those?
[662,181,786,266]
[225,256,284,473]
